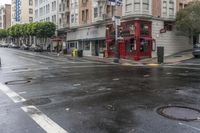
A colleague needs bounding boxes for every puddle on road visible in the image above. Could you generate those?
[24,98,51,106]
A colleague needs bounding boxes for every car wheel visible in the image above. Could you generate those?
[194,55,199,58]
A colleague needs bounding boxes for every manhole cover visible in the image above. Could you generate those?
[12,68,29,71]
[157,106,200,121]
[5,79,31,85]
[24,98,51,105]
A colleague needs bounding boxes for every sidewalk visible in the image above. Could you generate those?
[44,50,193,66]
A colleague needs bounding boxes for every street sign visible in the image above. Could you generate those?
[108,0,122,6]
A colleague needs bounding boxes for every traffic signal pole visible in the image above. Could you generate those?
[113,1,119,63]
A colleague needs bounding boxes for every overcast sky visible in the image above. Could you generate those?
[0,0,11,6]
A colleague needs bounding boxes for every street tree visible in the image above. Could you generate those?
[0,29,7,40]
[176,1,200,43]
[36,22,56,47]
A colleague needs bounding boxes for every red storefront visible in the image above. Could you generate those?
[105,20,153,61]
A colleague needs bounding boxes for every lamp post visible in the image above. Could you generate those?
[109,0,122,63]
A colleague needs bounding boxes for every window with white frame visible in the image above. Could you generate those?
[143,0,149,10]
[125,0,132,12]
[162,0,167,16]
[46,4,50,14]
[71,14,74,23]
[94,7,98,18]
[134,0,140,11]
[169,0,174,16]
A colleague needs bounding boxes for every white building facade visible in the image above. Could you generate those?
[0,6,4,29]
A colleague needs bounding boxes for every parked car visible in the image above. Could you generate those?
[29,45,43,52]
[193,43,200,58]
[9,43,20,48]
[1,43,9,48]
[20,44,29,50]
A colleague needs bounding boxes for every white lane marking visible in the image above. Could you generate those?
[112,78,119,81]
[21,106,68,133]
[179,122,200,131]
[0,83,69,133]
[73,84,81,87]
[18,91,27,94]
[0,83,26,103]
[61,64,115,69]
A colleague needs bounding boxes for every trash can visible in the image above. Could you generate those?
[63,49,67,54]
[78,50,83,57]
[72,49,78,57]
[157,46,164,64]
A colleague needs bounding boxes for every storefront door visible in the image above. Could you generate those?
[119,41,126,59]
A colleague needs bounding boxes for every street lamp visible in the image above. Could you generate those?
[108,0,122,63]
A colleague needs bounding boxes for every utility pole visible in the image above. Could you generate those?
[112,0,121,63]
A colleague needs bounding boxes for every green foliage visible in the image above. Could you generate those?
[5,22,56,39]
[176,1,200,36]
[35,22,56,38]
[0,29,7,39]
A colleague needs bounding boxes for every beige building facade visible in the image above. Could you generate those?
[0,4,11,29]
[60,0,193,57]
[11,0,34,25]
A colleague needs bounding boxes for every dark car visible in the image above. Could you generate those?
[20,44,29,50]
[193,43,200,58]
[29,45,43,52]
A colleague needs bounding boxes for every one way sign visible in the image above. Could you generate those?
[108,0,122,6]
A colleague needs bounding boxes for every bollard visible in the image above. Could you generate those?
[0,57,1,67]
[157,46,164,64]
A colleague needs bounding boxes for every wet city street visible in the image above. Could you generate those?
[0,48,200,133]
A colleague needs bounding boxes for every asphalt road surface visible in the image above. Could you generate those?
[0,48,200,133]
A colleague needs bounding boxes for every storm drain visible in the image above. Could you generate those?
[12,68,29,71]
[5,79,32,85]
[157,106,200,122]
[24,98,51,106]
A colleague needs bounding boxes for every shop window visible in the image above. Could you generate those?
[164,22,173,31]
[140,23,149,36]
[126,39,135,53]
[84,42,90,50]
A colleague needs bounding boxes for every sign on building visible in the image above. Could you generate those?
[108,0,122,6]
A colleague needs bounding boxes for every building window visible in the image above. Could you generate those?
[46,17,50,21]
[143,0,149,10]
[29,0,33,6]
[99,6,102,17]
[134,0,140,11]
[94,7,98,18]
[86,9,88,20]
[29,8,33,14]
[162,0,167,16]
[35,0,38,7]
[46,4,50,14]
[29,17,33,22]
[125,0,132,12]
[71,14,74,23]
[52,15,56,24]
[169,0,174,16]
[52,1,56,11]
[75,14,78,23]
[84,42,90,50]
[82,10,85,21]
